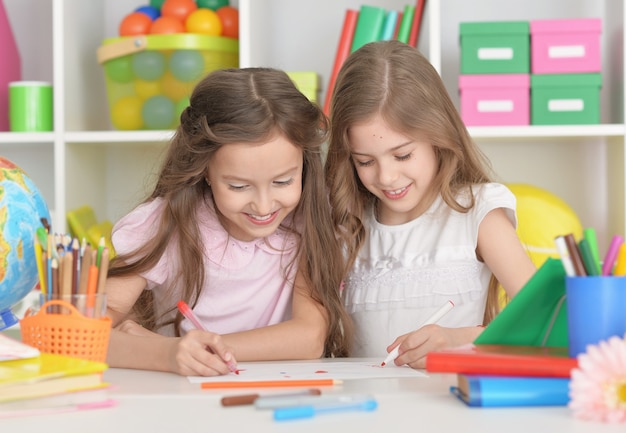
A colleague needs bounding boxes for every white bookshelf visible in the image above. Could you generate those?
[0,0,623,252]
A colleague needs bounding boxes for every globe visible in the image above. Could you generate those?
[0,157,50,330]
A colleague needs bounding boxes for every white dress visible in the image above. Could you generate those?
[343,183,517,357]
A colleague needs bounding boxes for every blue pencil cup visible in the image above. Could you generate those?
[566,276,626,358]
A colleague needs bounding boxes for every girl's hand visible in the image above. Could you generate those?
[165,329,237,377]
[388,325,483,369]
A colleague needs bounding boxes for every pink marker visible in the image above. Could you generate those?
[601,235,624,276]
[177,300,239,374]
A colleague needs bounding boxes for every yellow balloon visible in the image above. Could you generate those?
[110,96,143,130]
[508,183,583,268]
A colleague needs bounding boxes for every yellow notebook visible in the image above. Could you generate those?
[0,352,108,402]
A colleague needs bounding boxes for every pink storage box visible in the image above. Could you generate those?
[459,74,530,126]
[530,18,601,74]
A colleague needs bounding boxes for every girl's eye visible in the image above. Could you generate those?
[228,184,248,191]
[274,178,295,187]
[355,160,374,167]
[396,153,412,161]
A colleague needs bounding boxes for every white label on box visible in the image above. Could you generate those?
[549,45,585,59]
[548,99,584,112]
[477,100,514,112]
[478,48,513,60]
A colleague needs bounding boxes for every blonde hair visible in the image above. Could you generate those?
[325,40,501,324]
[110,67,353,356]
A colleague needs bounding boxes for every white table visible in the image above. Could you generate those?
[1,358,621,432]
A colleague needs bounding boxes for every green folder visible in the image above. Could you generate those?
[475,258,568,347]
[350,5,387,52]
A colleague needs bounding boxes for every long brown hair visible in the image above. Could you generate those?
[109,67,353,356]
[325,40,501,324]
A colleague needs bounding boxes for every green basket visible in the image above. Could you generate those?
[97,34,239,130]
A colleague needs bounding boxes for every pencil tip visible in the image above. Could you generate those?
[380,362,385,367]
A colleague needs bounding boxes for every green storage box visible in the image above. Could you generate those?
[460,21,530,74]
[531,73,601,125]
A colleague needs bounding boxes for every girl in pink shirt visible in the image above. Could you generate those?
[105,68,352,376]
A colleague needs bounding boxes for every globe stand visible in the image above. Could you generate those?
[0,307,18,330]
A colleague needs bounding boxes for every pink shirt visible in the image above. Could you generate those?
[112,198,299,337]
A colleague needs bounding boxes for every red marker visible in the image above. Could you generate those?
[177,300,239,374]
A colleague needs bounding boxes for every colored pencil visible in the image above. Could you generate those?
[201,379,342,390]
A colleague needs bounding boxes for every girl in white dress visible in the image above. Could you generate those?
[325,40,536,369]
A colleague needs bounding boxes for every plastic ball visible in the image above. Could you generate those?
[135,5,161,21]
[196,0,229,10]
[174,97,190,122]
[104,56,134,83]
[216,6,238,38]
[161,71,192,101]
[131,51,166,81]
[161,0,197,22]
[185,8,222,36]
[119,11,153,36]
[169,50,204,81]
[142,95,175,130]
[149,0,167,9]
[149,16,185,34]
[134,79,162,100]
[111,96,144,130]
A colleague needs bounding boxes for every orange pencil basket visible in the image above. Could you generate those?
[20,299,112,363]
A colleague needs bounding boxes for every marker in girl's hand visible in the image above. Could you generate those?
[177,300,239,374]
[381,300,455,367]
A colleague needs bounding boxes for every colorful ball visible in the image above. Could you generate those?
[169,50,204,81]
[119,11,153,37]
[135,5,161,21]
[131,51,166,81]
[196,0,229,10]
[142,95,175,130]
[216,6,238,39]
[104,56,134,83]
[185,8,222,36]
[111,96,144,130]
[161,71,192,101]
[134,79,162,100]
[149,16,185,34]
[174,97,190,122]
[149,0,167,9]
[161,0,198,22]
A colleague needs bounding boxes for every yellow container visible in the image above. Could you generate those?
[97,34,239,130]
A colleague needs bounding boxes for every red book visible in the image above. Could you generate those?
[408,0,427,47]
[425,344,578,378]
[323,9,359,116]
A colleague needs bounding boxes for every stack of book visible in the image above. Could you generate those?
[324,1,427,114]
[425,258,577,408]
[425,343,577,407]
[0,333,114,418]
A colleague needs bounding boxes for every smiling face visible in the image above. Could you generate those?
[207,133,303,241]
[348,115,438,225]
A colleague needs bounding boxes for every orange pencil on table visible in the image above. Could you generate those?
[201,379,342,390]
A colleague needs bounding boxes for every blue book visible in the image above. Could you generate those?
[451,374,570,407]
[380,10,399,40]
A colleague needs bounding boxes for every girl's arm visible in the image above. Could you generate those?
[220,271,329,361]
[105,275,234,376]
[391,207,537,369]
[476,207,537,298]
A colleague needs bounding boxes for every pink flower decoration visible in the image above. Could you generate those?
[569,334,626,423]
